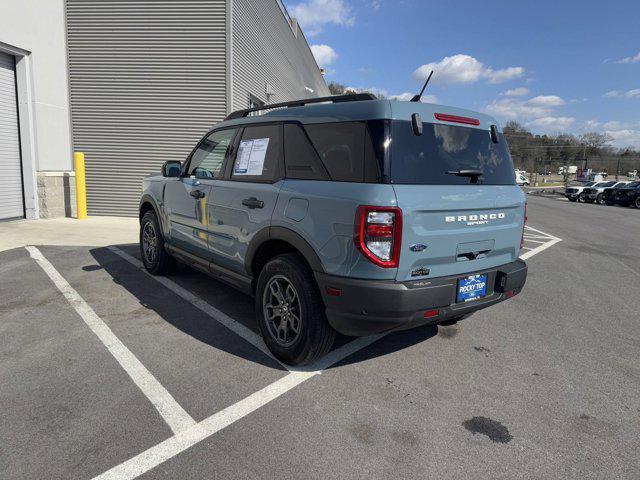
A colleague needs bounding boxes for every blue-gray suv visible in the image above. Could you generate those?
[139,94,528,365]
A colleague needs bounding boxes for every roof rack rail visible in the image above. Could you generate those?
[224,93,377,120]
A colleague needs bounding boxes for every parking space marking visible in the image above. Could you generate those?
[93,225,560,479]
[26,246,196,435]
[520,225,562,261]
[93,334,386,480]
[108,246,292,372]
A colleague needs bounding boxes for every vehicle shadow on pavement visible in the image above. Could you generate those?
[91,244,439,370]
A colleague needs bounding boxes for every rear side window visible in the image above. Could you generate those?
[231,124,283,182]
[283,124,330,180]
[390,122,516,185]
[284,121,384,183]
[304,122,366,182]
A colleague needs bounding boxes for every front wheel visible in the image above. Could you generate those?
[140,210,176,275]
[568,197,577,202]
[635,197,640,209]
[255,254,335,366]
[597,194,606,205]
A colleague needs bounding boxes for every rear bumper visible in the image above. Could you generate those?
[316,259,527,336]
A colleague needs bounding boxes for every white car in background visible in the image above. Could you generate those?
[583,181,629,204]
[516,172,530,186]
[564,181,605,202]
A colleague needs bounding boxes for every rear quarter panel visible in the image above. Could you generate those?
[273,181,398,279]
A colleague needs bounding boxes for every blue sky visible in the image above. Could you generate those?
[285,0,640,148]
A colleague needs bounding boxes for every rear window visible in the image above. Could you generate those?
[390,121,516,185]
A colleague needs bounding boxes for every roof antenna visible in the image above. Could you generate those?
[411,70,434,102]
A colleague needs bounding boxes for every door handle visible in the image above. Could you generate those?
[190,189,206,199]
[242,197,264,209]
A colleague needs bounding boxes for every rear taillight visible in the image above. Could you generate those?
[520,203,527,250]
[355,206,402,268]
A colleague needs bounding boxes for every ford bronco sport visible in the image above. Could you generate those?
[139,94,528,365]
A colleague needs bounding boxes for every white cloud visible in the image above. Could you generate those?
[389,92,438,103]
[605,129,640,148]
[502,87,529,97]
[604,89,640,99]
[527,116,575,131]
[485,98,550,119]
[310,44,338,67]
[583,120,600,129]
[289,0,354,36]
[485,66,526,84]
[615,51,640,64]
[413,54,524,85]
[527,95,565,107]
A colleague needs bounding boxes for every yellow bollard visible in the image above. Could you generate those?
[74,152,88,219]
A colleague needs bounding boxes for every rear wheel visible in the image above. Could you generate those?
[255,253,335,366]
[597,194,606,205]
[635,197,640,208]
[140,210,176,275]
[568,197,577,202]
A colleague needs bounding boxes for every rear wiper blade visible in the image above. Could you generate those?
[445,169,484,184]
[445,169,484,177]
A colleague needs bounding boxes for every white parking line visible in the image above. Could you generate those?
[520,225,562,260]
[94,225,560,479]
[108,246,292,372]
[93,335,386,480]
[26,246,196,435]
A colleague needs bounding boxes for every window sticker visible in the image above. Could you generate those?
[234,138,270,176]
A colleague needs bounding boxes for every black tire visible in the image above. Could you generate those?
[597,194,606,205]
[568,197,577,202]
[140,210,176,275]
[255,253,335,366]
[635,197,640,209]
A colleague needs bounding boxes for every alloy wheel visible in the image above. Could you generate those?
[142,221,158,265]
[263,275,302,346]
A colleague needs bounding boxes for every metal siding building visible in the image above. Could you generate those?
[66,0,328,217]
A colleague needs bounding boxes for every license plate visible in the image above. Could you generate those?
[457,274,488,303]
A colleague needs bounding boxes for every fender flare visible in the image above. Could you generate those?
[245,226,325,276]
[139,194,169,236]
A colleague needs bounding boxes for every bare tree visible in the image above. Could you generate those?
[327,81,346,95]
[579,132,613,154]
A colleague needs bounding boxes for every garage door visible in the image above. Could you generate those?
[0,52,24,220]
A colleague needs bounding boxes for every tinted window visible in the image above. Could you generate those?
[231,124,283,181]
[189,129,236,178]
[283,124,330,180]
[390,122,515,185]
[304,122,367,182]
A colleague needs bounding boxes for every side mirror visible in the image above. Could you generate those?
[162,161,182,177]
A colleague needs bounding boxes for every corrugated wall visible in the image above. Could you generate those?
[231,0,330,112]
[66,0,228,216]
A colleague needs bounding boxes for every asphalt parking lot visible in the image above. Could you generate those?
[1,195,639,479]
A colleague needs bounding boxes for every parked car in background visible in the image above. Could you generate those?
[138,94,528,365]
[516,172,530,186]
[564,181,597,202]
[582,181,627,204]
[607,182,640,207]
